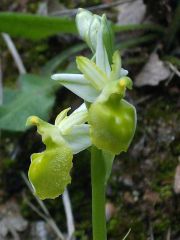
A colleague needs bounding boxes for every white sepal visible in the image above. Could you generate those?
[64,124,91,154]
[51,73,99,102]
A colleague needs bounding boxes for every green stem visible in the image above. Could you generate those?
[91,146,107,240]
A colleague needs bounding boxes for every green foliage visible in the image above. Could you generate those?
[166,2,180,47]
[0,12,76,39]
[0,39,88,132]
[116,34,158,50]
[41,44,87,75]
[3,88,19,105]
[113,23,164,33]
[0,12,164,41]
[0,74,58,132]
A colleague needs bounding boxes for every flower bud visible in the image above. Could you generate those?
[75,8,94,49]
[76,8,114,61]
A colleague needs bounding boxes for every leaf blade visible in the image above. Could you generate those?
[0,74,56,131]
[41,44,87,75]
[0,12,76,39]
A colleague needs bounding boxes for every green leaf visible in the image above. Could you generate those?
[19,74,52,90]
[0,12,76,39]
[113,23,164,33]
[41,44,87,75]
[0,74,57,132]
[116,34,157,50]
[3,87,19,105]
[166,2,180,47]
[0,12,164,41]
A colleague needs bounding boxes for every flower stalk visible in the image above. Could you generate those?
[27,8,136,240]
[91,146,107,240]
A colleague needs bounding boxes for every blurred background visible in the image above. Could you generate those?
[0,0,179,239]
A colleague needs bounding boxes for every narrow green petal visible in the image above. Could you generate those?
[55,107,71,126]
[58,104,88,134]
[76,56,108,90]
[110,51,122,80]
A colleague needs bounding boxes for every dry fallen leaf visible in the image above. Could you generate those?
[135,52,171,86]
[117,0,146,25]
[174,164,180,194]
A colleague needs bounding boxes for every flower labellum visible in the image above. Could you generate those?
[27,116,73,200]
[89,98,136,154]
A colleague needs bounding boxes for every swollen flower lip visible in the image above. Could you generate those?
[27,115,73,200]
[89,98,137,154]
